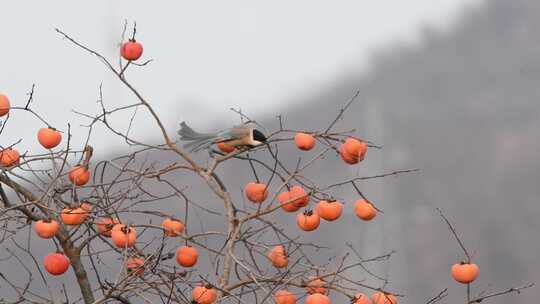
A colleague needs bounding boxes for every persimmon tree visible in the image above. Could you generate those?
[0,23,533,304]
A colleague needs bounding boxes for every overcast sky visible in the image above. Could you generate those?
[0,0,482,157]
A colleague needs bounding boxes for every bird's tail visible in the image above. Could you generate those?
[178,122,219,152]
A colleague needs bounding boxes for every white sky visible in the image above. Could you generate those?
[0,0,482,158]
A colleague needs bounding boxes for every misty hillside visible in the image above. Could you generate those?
[269,0,540,302]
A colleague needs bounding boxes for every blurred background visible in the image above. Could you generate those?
[1,0,540,303]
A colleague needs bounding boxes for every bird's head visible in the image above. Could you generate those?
[252,129,267,145]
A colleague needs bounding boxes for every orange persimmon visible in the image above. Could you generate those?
[111,224,137,248]
[297,210,320,231]
[0,148,20,167]
[60,207,87,225]
[162,218,185,237]
[68,166,90,186]
[0,94,10,117]
[37,127,62,149]
[451,262,479,284]
[268,245,289,268]
[305,293,331,304]
[316,200,343,221]
[43,252,70,275]
[245,182,268,203]
[274,289,296,304]
[354,199,377,221]
[371,292,397,304]
[34,219,60,239]
[295,132,316,151]
[176,245,199,267]
[192,285,217,304]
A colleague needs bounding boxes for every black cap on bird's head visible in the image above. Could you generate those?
[252,129,267,143]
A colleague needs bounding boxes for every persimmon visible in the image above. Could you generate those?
[60,207,87,225]
[340,144,359,164]
[217,141,236,153]
[0,94,10,117]
[274,289,296,304]
[126,257,145,276]
[0,148,20,167]
[353,293,370,304]
[278,191,300,212]
[245,182,268,203]
[95,217,119,237]
[37,127,62,149]
[371,292,397,304]
[68,165,90,186]
[34,219,60,239]
[43,252,70,275]
[354,199,377,221]
[451,262,479,284]
[295,132,316,151]
[296,210,320,231]
[121,39,143,61]
[340,138,368,165]
[316,200,343,221]
[162,218,185,237]
[306,277,328,295]
[268,245,289,268]
[192,284,217,304]
[305,293,331,304]
[111,224,137,248]
[176,245,198,267]
[290,185,309,207]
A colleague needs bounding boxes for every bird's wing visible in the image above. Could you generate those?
[217,126,251,141]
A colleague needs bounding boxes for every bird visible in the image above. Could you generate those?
[178,121,267,152]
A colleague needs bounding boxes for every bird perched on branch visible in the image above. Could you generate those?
[178,122,267,152]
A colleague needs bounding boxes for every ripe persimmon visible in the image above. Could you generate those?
[353,293,370,304]
[0,94,10,117]
[95,218,119,237]
[60,207,86,225]
[0,148,20,167]
[192,285,217,304]
[126,257,145,276]
[111,224,137,248]
[34,219,60,239]
[162,218,185,237]
[245,182,268,203]
[68,165,90,186]
[217,141,236,153]
[354,199,377,221]
[340,144,359,164]
[268,245,289,268]
[278,191,300,212]
[305,293,331,304]
[297,210,320,231]
[295,132,316,151]
[176,245,198,267]
[316,200,343,221]
[274,289,296,304]
[43,252,70,275]
[121,40,143,61]
[290,185,309,207]
[451,262,479,284]
[37,127,62,149]
[371,292,397,304]
[340,138,368,165]
[306,277,328,295]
